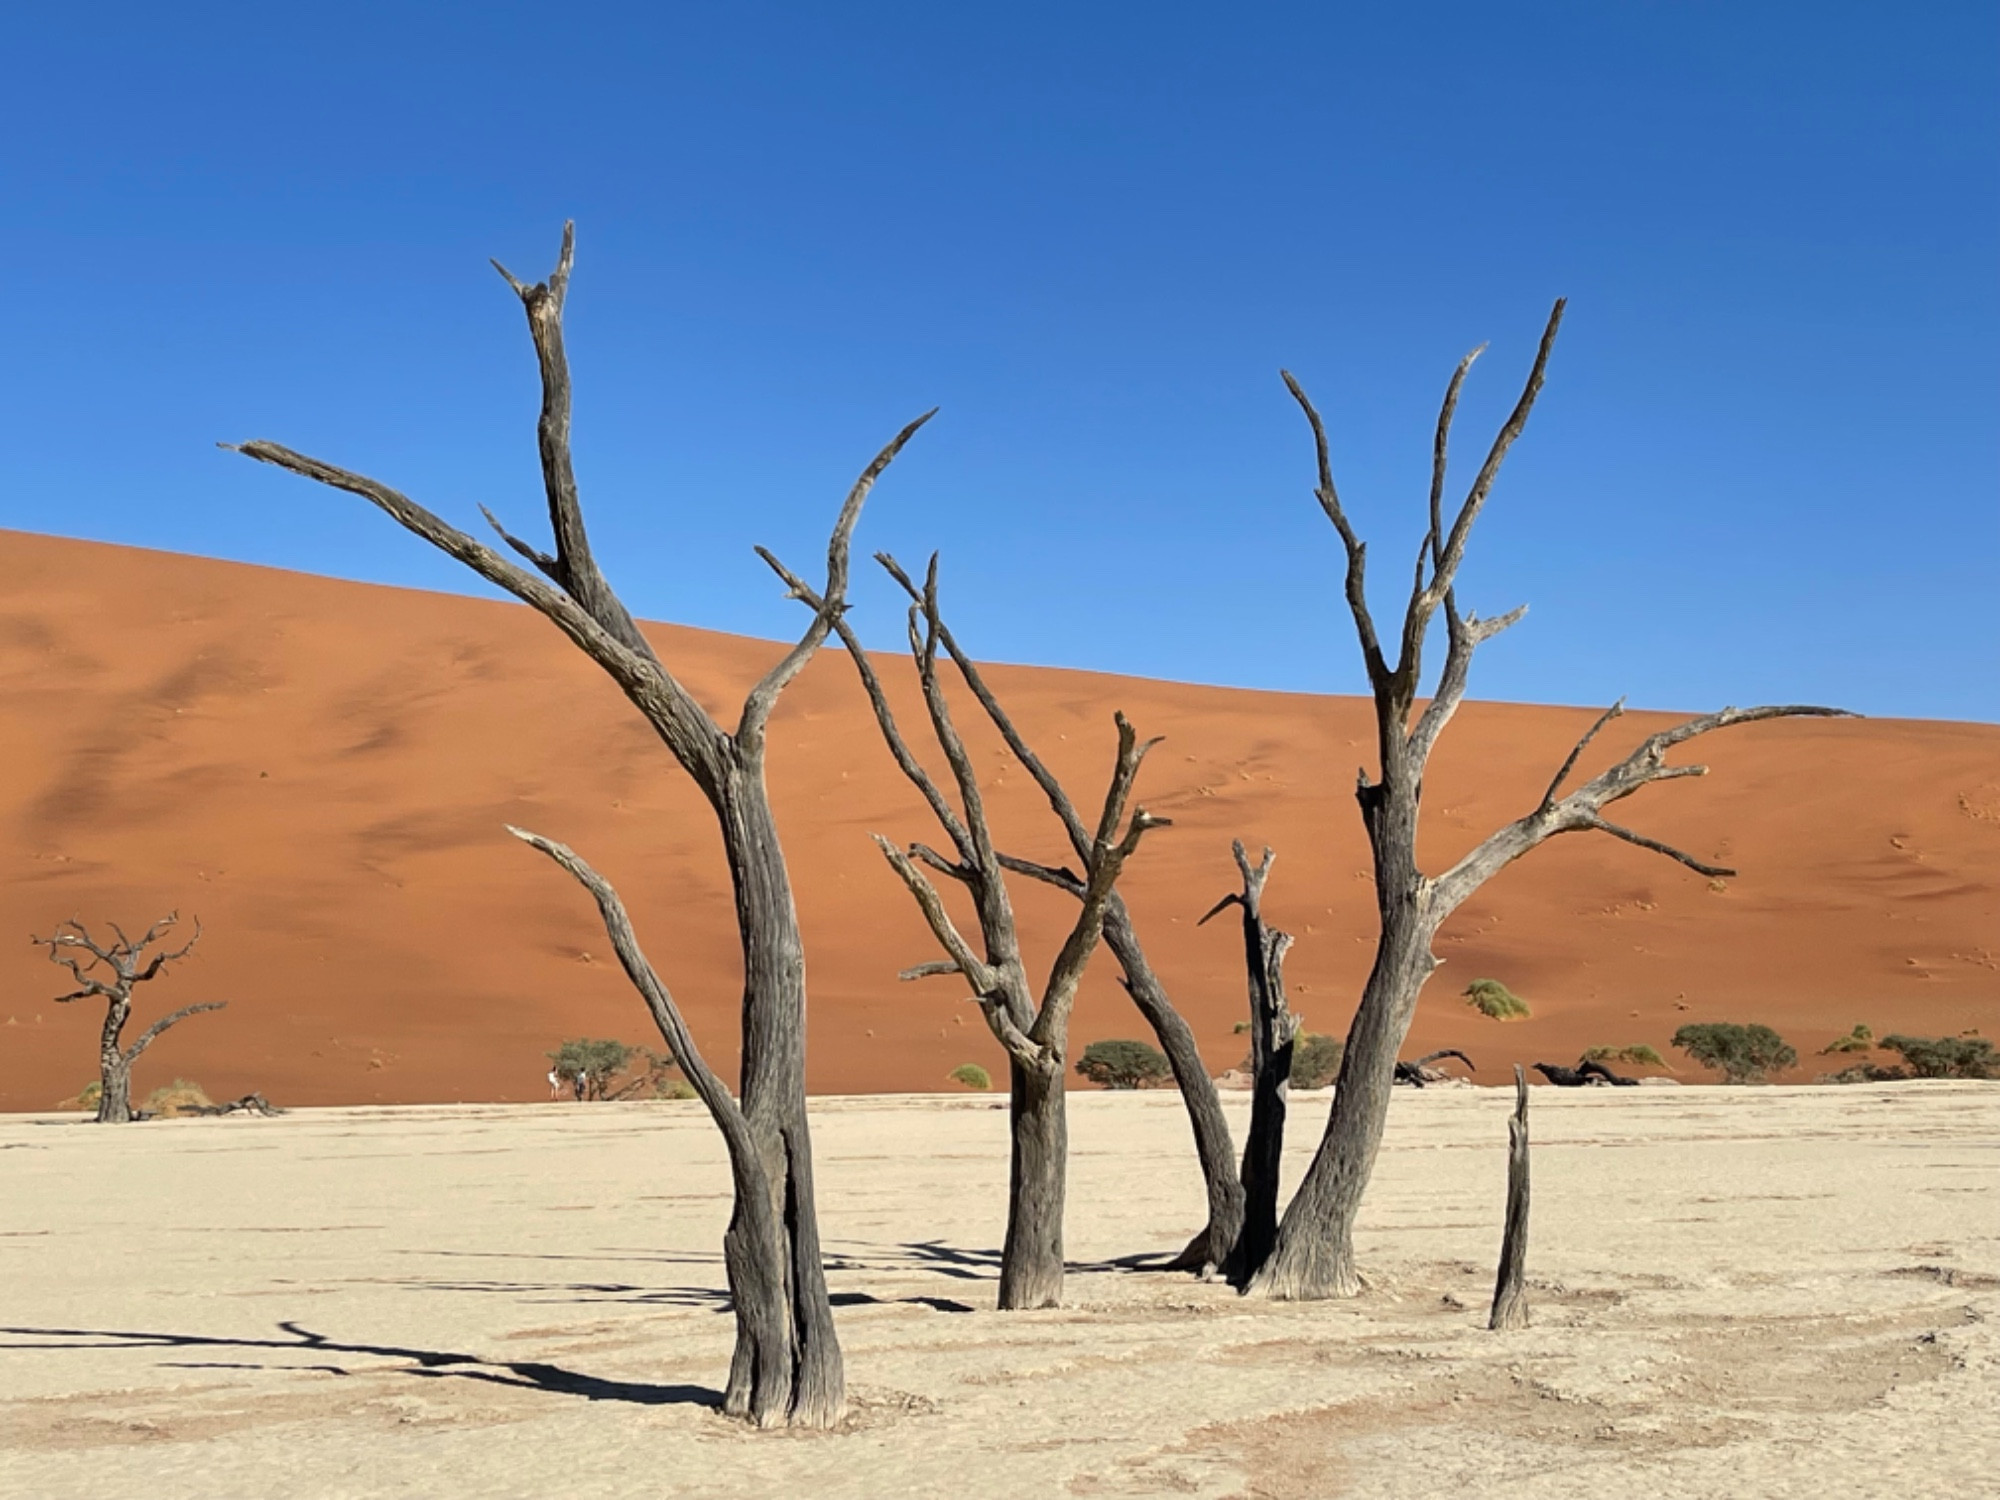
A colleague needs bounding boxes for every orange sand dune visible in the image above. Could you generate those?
[0,528,1993,1110]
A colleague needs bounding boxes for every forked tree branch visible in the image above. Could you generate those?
[506,827,752,1139]
[230,439,728,784]
[233,223,928,801]
[740,409,936,751]
[1280,372,1388,689]
[125,1002,227,1063]
[756,550,974,861]
[1430,703,1852,917]
[871,833,1002,999]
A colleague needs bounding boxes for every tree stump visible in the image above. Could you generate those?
[1488,1064,1531,1330]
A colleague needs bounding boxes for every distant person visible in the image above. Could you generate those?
[547,1068,561,1100]
[573,1070,587,1101]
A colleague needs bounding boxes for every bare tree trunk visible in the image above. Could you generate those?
[97,1007,132,1124]
[1000,1056,1068,1309]
[1488,1065,1530,1330]
[1101,904,1244,1275]
[719,772,842,1423]
[1254,837,1431,1299]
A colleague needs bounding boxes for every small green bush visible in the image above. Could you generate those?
[1817,1062,1908,1085]
[949,1062,992,1091]
[1879,1034,1998,1080]
[1075,1039,1172,1090]
[1463,979,1530,1021]
[1289,1032,1345,1089]
[1582,1044,1665,1068]
[1671,1022,1796,1083]
[548,1038,638,1100]
[1820,1024,1874,1055]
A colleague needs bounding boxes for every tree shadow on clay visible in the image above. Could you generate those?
[0,1320,721,1409]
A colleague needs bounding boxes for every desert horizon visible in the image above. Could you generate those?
[0,526,1993,1114]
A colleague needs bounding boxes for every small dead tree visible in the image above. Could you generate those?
[794,552,1247,1276]
[231,223,928,1427]
[1197,842,1298,1286]
[1488,1065,1531,1330]
[786,553,1164,1309]
[1252,300,1848,1300]
[1394,1049,1476,1086]
[36,915,224,1124]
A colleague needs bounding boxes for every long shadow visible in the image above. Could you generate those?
[0,1321,720,1410]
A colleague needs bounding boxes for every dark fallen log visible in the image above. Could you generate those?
[183,1093,285,1117]
[1576,1059,1638,1087]
[1394,1049,1476,1087]
[1533,1059,1639,1088]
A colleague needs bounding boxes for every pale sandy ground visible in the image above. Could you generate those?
[2,1085,1996,1499]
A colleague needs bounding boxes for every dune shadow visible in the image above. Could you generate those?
[0,1321,720,1410]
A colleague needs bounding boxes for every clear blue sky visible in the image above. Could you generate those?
[5,2,1994,721]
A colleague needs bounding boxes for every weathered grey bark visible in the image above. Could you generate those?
[770,551,1163,1308]
[231,223,929,1427]
[828,555,1242,1276]
[1251,301,1850,1300]
[36,915,224,1124]
[1488,1065,1531,1330]
[1199,842,1298,1287]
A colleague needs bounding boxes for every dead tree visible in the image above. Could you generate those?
[1394,1049,1475,1086]
[35,915,224,1124]
[787,553,1164,1309]
[1251,300,1848,1300]
[1197,842,1297,1286]
[879,556,1246,1273]
[1488,1065,1530,1330]
[767,546,1244,1276]
[230,223,929,1428]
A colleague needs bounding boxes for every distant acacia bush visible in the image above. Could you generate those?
[1075,1039,1172,1090]
[1289,1032,1345,1089]
[1463,979,1530,1021]
[548,1038,637,1100]
[949,1062,991,1091]
[1583,1044,1665,1068]
[1817,1062,1909,1085]
[1879,1034,1998,1080]
[1671,1022,1796,1083]
[1820,1024,1874,1056]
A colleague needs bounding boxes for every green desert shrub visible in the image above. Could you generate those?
[1582,1044,1666,1068]
[1817,1062,1908,1085]
[1463,979,1530,1021]
[949,1062,992,1091]
[1671,1022,1797,1084]
[1289,1032,1345,1089]
[1075,1039,1172,1090]
[548,1038,638,1100]
[1820,1024,1874,1055]
[1878,1034,1998,1081]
